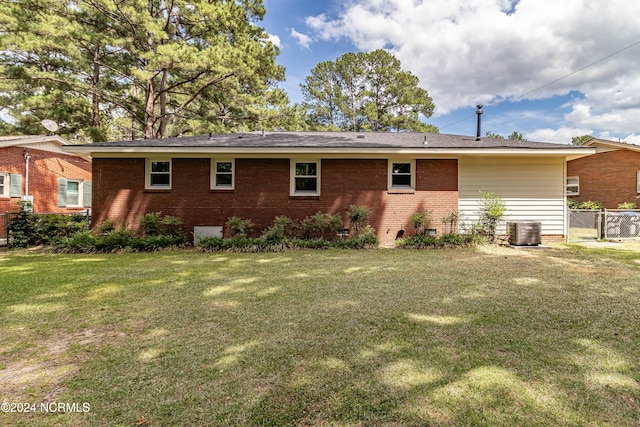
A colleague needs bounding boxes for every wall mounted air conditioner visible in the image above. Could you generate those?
[507,221,541,246]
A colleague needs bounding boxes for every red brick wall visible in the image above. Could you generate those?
[0,146,92,214]
[567,150,640,209]
[92,157,459,246]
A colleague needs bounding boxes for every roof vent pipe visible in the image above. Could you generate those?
[475,105,483,141]
[423,135,428,145]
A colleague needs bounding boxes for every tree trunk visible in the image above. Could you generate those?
[91,47,100,128]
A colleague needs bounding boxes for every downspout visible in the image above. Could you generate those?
[24,151,31,196]
[475,105,483,141]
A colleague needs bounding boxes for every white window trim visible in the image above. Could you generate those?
[637,171,640,193]
[211,159,235,190]
[388,159,416,190]
[0,172,8,198]
[290,159,320,196]
[145,159,172,189]
[66,179,83,207]
[566,176,580,196]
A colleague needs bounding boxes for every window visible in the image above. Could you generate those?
[0,173,7,197]
[212,159,234,189]
[291,160,320,196]
[637,171,640,193]
[146,159,171,189]
[66,180,81,206]
[389,160,415,190]
[57,178,91,208]
[566,176,579,196]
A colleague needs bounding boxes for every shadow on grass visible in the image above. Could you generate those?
[1,248,639,426]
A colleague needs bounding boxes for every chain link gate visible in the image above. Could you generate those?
[567,209,601,242]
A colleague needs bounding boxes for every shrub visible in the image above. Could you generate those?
[396,232,485,249]
[53,230,97,253]
[139,212,163,236]
[618,202,637,209]
[53,227,187,253]
[568,199,604,210]
[347,205,371,236]
[226,216,254,236]
[335,226,379,249]
[477,192,506,243]
[139,212,184,237]
[301,212,344,239]
[7,201,88,248]
[96,219,116,235]
[7,201,36,248]
[440,210,459,234]
[410,210,432,235]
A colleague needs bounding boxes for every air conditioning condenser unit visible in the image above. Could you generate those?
[507,221,541,246]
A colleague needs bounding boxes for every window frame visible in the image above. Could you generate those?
[65,179,82,207]
[146,159,172,190]
[290,159,320,196]
[0,172,8,198]
[637,171,640,194]
[388,159,416,190]
[566,176,580,196]
[211,159,235,190]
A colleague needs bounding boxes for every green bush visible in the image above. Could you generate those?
[53,230,97,253]
[347,205,371,236]
[568,199,604,210]
[7,201,35,248]
[139,212,163,236]
[410,210,432,235]
[7,201,88,248]
[478,192,506,243]
[197,236,262,252]
[197,222,378,253]
[618,202,637,210]
[226,216,254,236]
[301,212,344,239]
[397,233,485,249]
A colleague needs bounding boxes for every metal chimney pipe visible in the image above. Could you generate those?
[475,105,483,141]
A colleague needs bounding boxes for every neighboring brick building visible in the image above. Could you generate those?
[64,132,593,246]
[0,136,92,215]
[567,139,640,209]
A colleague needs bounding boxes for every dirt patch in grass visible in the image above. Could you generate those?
[0,328,126,403]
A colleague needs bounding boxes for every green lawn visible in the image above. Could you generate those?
[1,244,639,426]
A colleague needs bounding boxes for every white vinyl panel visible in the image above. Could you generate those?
[458,156,566,235]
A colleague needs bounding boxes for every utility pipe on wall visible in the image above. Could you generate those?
[24,151,31,196]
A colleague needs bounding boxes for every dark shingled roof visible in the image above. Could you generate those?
[85,131,581,150]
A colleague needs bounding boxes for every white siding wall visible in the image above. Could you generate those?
[458,156,566,236]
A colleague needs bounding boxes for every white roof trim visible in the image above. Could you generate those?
[0,135,70,147]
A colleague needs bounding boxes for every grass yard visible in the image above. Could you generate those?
[1,244,639,426]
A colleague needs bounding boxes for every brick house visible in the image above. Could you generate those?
[567,139,640,209]
[0,135,93,215]
[63,132,592,246]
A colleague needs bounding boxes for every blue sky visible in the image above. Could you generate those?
[261,0,640,144]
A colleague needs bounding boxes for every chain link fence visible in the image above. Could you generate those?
[602,209,640,239]
[568,209,640,241]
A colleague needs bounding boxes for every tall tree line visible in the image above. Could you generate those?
[0,0,285,141]
[301,50,437,133]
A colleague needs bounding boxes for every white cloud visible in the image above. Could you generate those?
[266,33,281,49]
[305,0,640,136]
[527,127,593,144]
[623,134,640,145]
[290,28,313,49]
